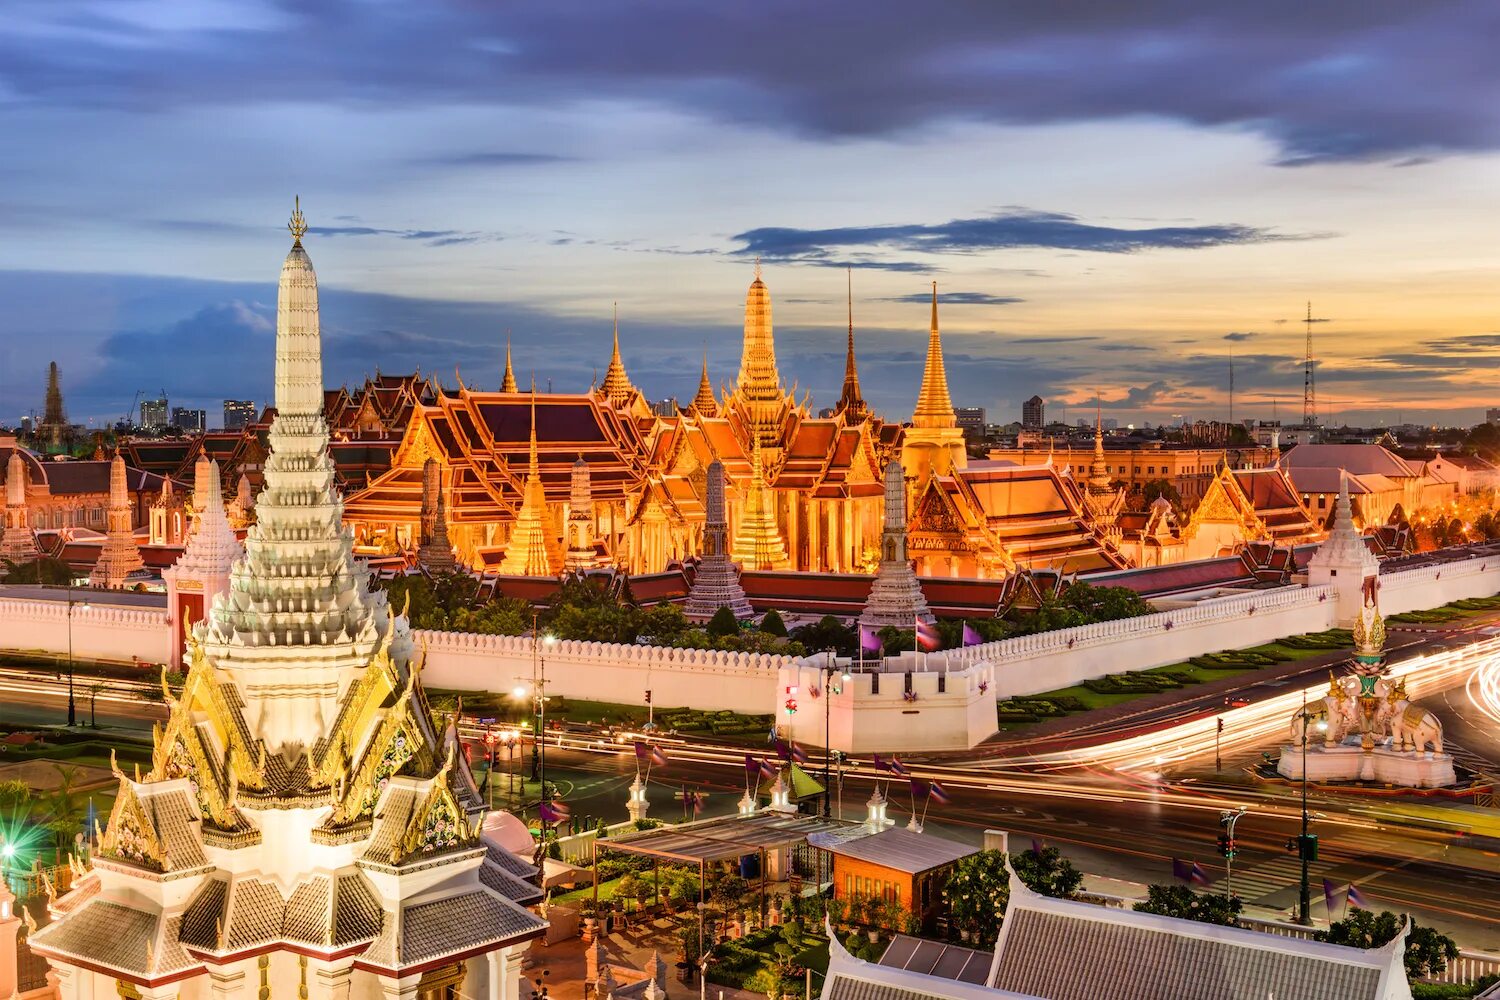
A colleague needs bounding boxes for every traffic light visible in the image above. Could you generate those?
[1284,834,1318,861]
[644,689,652,705]
[1216,833,1236,858]
[785,697,798,715]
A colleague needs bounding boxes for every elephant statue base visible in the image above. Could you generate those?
[1276,738,1457,789]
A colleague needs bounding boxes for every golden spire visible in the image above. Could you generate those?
[499,375,562,576]
[912,281,955,428]
[501,333,518,393]
[528,375,539,474]
[601,302,636,408]
[837,266,868,421]
[734,262,787,445]
[692,351,719,417]
[288,195,308,247]
[1089,391,1111,490]
[730,438,790,571]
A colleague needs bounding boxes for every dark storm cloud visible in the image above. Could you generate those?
[1223,331,1256,342]
[879,292,1025,306]
[733,210,1306,265]
[4,2,1494,166]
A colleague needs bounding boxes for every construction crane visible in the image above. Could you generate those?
[121,389,144,430]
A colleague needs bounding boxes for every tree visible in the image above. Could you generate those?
[44,764,86,849]
[1140,479,1183,510]
[1133,884,1241,925]
[707,606,741,638]
[1,557,74,585]
[758,609,788,637]
[615,873,642,912]
[946,847,1083,949]
[86,681,105,728]
[790,615,856,656]
[1058,582,1154,622]
[1320,909,1459,980]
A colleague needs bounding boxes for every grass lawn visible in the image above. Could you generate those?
[998,628,1356,730]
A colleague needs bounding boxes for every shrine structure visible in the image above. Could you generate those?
[31,202,546,1000]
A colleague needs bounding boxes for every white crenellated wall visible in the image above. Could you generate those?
[944,584,1336,699]
[0,594,171,665]
[1377,558,1500,617]
[775,653,997,752]
[413,628,796,712]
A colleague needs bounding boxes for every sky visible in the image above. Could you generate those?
[2,1,1498,430]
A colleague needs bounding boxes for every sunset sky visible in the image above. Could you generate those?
[2,2,1497,428]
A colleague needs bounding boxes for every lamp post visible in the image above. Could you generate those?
[822,648,848,818]
[1293,691,1325,925]
[517,615,555,809]
[64,581,87,728]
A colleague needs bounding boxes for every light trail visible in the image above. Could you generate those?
[978,632,1500,773]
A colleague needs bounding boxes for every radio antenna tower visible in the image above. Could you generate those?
[1302,301,1325,430]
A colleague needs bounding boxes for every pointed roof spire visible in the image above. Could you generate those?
[912,281,955,428]
[288,195,307,248]
[528,375,539,474]
[501,332,518,393]
[692,351,718,417]
[837,267,868,422]
[600,303,636,408]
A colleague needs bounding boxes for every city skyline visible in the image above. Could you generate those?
[3,2,1498,427]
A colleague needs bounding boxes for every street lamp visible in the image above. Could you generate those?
[821,648,848,818]
[518,614,555,805]
[1292,692,1325,925]
[64,581,88,728]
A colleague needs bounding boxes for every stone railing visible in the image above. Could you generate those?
[945,584,1331,666]
[1377,553,1500,618]
[414,629,795,712]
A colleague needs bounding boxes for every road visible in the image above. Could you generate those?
[7,672,1500,952]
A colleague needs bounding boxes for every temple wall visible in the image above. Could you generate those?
[945,584,1337,699]
[414,629,794,712]
[0,592,172,665]
[776,653,997,753]
[1376,557,1500,617]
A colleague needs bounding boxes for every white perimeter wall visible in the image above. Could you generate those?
[414,628,794,713]
[1378,558,1500,617]
[945,584,1336,699]
[0,595,171,665]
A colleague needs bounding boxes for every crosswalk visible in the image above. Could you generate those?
[1225,856,1332,910]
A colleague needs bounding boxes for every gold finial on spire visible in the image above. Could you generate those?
[754,256,763,282]
[837,266,867,421]
[288,195,308,246]
[502,331,518,392]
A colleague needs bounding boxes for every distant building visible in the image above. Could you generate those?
[955,406,986,439]
[1488,408,1500,426]
[1021,395,1045,429]
[650,397,679,417]
[223,399,256,430]
[171,407,206,434]
[140,396,168,430]
[19,416,32,436]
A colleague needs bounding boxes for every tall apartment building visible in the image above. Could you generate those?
[140,396,169,430]
[1021,395,1045,429]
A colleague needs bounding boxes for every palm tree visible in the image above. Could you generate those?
[44,765,86,851]
[86,681,105,728]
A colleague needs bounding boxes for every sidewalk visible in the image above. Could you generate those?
[529,915,767,1000]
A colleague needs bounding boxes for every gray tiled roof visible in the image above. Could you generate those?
[362,785,420,864]
[224,878,285,951]
[330,870,384,945]
[141,785,208,871]
[824,827,977,874]
[824,975,976,1000]
[485,842,540,879]
[479,858,544,904]
[363,890,545,971]
[283,876,331,944]
[991,907,1384,1000]
[180,877,228,949]
[30,900,197,978]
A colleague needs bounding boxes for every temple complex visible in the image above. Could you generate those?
[1,450,40,564]
[32,202,546,1000]
[162,459,243,669]
[87,453,145,587]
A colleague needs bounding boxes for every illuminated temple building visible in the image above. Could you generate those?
[92,224,1324,587]
[32,205,545,1000]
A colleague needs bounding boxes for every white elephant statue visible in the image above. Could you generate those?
[1389,701,1443,755]
[1290,708,1335,746]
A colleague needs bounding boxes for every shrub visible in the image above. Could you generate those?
[1133,884,1241,925]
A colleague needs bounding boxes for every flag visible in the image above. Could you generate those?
[650,745,669,768]
[1322,879,1338,917]
[872,754,890,773]
[774,738,791,761]
[962,622,983,647]
[915,618,941,652]
[1172,858,1192,883]
[888,756,909,777]
[688,790,704,816]
[1031,838,1044,857]
[859,624,883,655]
[538,800,570,827]
[1188,862,1212,887]
[634,741,652,761]
[927,780,952,805]
[910,778,929,800]
[745,754,762,777]
[789,742,809,765]
[1346,883,1369,910]
[757,758,778,779]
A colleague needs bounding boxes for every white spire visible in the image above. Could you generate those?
[201,202,401,752]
